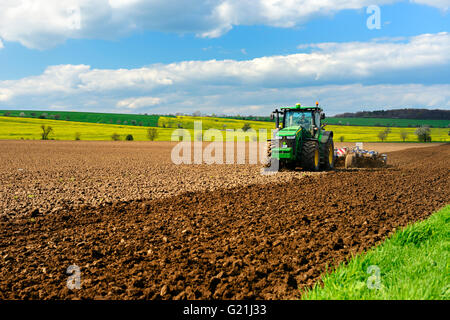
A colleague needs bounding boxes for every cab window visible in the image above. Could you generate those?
[314,112,321,127]
[285,111,312,129]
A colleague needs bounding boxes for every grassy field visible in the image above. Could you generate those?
[303,205,450,300]
[326,117,450,128]
[0,110,161,127]
[0,116,449,142]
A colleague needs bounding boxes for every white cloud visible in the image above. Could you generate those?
[0,88,12,101]
[117,96,162,109]
[0,0,447,49]
[0,33,449,114]
[411,0,450,10]
[0,38,3,49]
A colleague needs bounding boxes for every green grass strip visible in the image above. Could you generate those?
[303,205,450,300]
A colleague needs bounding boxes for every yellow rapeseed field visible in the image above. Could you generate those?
[0,116,448,142]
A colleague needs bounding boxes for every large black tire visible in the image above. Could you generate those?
[301,140,320,171]
[320,138,335,170]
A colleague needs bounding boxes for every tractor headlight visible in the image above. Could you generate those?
[274,136,282,140]
[286,136,296,140]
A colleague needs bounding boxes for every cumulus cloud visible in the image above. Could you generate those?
[0,0,446,49]
[0,39,3,49]
[117,96,162,109]
[0,33,449,114]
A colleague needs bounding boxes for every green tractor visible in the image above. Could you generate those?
[266,102,335,171]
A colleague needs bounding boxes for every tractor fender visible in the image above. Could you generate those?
[320,131,333,144]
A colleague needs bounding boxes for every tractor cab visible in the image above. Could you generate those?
[271,102,325,139]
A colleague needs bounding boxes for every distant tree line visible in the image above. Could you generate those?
[334,108,450,120]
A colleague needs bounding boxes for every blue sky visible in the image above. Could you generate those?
[0,0,449,115]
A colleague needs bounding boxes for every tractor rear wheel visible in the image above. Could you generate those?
[320,138,335,170]
[301,140,320,171]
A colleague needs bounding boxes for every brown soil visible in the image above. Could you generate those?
[0,140,318,218]
[0,142,448,300]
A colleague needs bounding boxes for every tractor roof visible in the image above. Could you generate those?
[281,103,321,112]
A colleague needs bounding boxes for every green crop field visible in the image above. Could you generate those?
[303,205,450,300]
[0,110,161,127]
[0,115,449,142]
[326,117,450,128]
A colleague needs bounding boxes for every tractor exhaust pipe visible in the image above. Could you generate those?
[271,109,281,129]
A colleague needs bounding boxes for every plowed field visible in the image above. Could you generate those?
[0,141,448,299]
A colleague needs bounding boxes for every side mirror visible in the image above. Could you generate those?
[320,112,325,120]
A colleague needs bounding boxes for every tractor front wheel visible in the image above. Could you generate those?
[301,140,320,171]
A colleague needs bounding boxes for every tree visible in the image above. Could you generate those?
[131,120,137,126]
[111,133,121,141]
[125,134,134,141]
[242,123,252,132]
[339,136,344,142]
[399,130,408,142]
[415,126,431,142]
[377,127,390,142]
[40,125,53,140]
[377,131,387,142]
[74,132,81,140]
[147,128,158,141]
